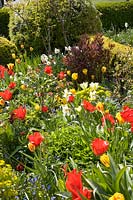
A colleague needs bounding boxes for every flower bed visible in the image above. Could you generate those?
[0,34,133,200]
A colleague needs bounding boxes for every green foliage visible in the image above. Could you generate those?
[105,28,133,47]
[96,1,133,30]
[83,154,133,200]
[9,0,102,54]
[0,7,10,38]
[0,37,17,65]
[47,124,94,169]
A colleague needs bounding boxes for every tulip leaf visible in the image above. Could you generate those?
[115,166,127,192]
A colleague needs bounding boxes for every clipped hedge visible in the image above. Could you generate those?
[96,1,133,30]
[9,0,102,54]
[0,7,10,38]
[0,37,17,65]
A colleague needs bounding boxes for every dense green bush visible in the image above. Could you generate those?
[0,37,17,65]
[96,1,133,30]
[0,7,10,38]
[9,0,102,54]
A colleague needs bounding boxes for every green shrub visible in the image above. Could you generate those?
[0,7,10,38]
[96,1,133,30]
[9,0,102,54]
[0,37,17,65]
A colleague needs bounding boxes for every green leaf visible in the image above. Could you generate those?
[115,166,127,192]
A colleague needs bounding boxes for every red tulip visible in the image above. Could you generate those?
[11,106,26,120]
[58,71,65,80]
[91,138,109,156]
[28,132,44,146]
[0,89,13,101]
[8,82,16,89]
[41,105,48,112]
[82,100,96,112]
[120,106,133,132]
[44,65,53,75]
[66,169,92,200]
[0,65,7,79]
[16,163,24,171]
[120,106,133,124]
[101,113,115,127]
[68,95,75,103]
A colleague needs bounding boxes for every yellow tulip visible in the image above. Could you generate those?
[116,112,124,124]
[28,143,35,152]
[96,102,104,112]
[35,104,41,111]
[82,68,88,75]
[100,154,110,168]
[109,192,125,200]
[71,73,78,80]
[101,66,107,73]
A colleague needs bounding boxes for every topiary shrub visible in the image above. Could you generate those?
[0,37,17,65]
[9,0,102,54]
[0,7,10,38]
[96,1,133,31]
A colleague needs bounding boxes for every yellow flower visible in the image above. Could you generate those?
[16,59,21,64]
[101,66,107,73]
[7,63,14,70]
[91,75,95,80]
[0,160,5,166]
[71,73,78,80]
[30,47,34,52]
[100,154,110,168]
[34,104,40,111]
[104,109,109,114]
[61,98,67,105]
[20,84,27,90]
[12,53,16,59]
[4,180,12,186]
[69,88,76,95]
[116,112,125,124]
[67,70,71,76]
[20,44,24,49]
[0,99,5,106]
[28,143,35,152]
[109,192,125,200]
[96,102,104,112]
[82,68,88,75]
